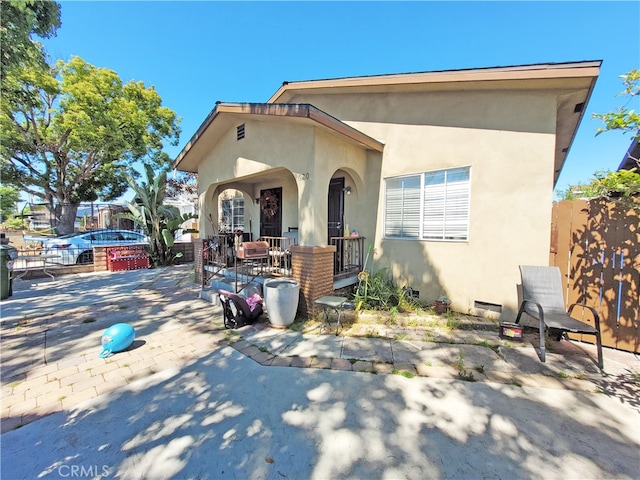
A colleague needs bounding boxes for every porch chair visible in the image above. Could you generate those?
[263,234,296,272]
[515,265,603,369]
[218,289,264,329]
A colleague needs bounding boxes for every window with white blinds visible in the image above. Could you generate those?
[384,167,470,241]
[423,167,470,240]
[384,176,421,238]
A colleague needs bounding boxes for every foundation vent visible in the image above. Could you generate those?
[474,300,502,313]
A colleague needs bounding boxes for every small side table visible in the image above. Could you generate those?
[315,295,347,335]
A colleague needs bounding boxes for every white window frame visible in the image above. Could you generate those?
[221,197,245,232]
[384,175,421,239]
[384,167,471,242]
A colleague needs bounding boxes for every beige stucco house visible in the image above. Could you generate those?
[174,61,600,319]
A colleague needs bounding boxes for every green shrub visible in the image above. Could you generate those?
[354,268,418,312]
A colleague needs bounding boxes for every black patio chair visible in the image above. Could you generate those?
[515,265,603,369]
[218,289,263,329]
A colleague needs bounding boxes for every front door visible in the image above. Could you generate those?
[328,177,345,241]
[259,187,282,237]
[328,178,345,273]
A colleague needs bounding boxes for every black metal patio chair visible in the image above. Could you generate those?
[515,265,603,369]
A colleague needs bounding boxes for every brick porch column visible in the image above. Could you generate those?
[290,245,336,317]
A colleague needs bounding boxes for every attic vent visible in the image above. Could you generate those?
[237,124,245,141]
[574,102,585,113]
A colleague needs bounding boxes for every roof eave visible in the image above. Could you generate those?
[268,61,603,103]
[554,70,601,186]
[172,103,383,172]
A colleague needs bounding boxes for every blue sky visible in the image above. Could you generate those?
[43,1,639,198]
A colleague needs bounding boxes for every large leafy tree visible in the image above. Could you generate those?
[0,0,61,73]
[1,0,60,228]
[1,55,181,234]
[0,185,20,223]
[117,165,197,266]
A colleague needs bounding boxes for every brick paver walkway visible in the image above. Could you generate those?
[2,265,638,434]
[1,266,224,433]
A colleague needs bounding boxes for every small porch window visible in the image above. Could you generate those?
[221,198,245,232]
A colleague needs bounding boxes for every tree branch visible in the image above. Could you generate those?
[7,146,46,179]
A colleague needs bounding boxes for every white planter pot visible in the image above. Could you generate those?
[264,279,300,328]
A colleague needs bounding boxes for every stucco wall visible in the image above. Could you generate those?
[197,119,315,239]
[286,89,558,318]
[198,119,315,187]
[314,130,381,246]
[196,117,374,246]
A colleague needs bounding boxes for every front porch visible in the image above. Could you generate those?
[176,103,382,316]
[197,235,365,314]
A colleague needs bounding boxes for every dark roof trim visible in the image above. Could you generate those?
[268,60,602,103]
[554,66,600,186]
[173,103,384,169]
[618,136,640,171]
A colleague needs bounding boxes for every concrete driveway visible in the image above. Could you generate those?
[1,265,638,479]
[2,346,639,479]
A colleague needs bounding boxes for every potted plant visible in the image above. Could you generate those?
[433,295,451,314]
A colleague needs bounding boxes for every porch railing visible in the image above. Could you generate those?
[331,236,365,279]
[204,234,365,287]
[258,236,296,277]
[203,235,235,286]
[204,234,295,288]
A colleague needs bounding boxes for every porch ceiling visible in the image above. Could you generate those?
[215,168,290,191]
[173,103,384,173]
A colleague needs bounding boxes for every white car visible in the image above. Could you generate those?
[42,230,148,265]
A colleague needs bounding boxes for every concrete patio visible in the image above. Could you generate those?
[1,265,638,479]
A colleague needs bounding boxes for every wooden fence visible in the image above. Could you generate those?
[172,241,195,264]
[550,199,639,353]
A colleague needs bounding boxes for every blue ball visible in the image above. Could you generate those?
[100,323,135,358]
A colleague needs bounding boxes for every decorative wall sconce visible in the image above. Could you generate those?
[255,198,260,205]
[344,186,352,195]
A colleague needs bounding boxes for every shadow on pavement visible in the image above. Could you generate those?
[2,346,638,479]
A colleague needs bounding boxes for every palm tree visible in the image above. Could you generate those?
[116,165,197,266]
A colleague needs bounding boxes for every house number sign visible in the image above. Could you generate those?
[298,173,310,181]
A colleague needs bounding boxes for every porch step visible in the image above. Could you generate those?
[201,273,264,302]
[205,267,266,285]
[199,289,221,305]
[334,274,359,290]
